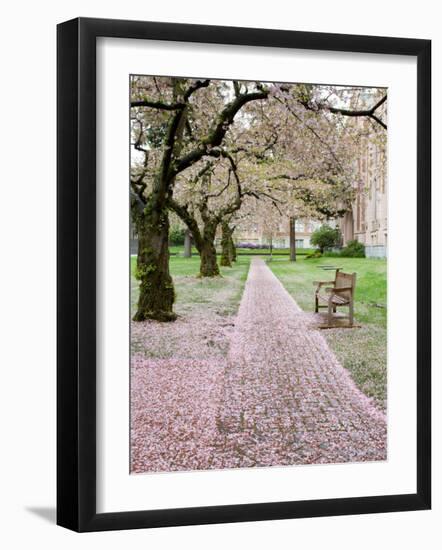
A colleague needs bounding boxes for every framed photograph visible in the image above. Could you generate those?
[57,17,431,532]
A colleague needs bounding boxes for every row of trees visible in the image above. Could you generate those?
[130,78,387,321]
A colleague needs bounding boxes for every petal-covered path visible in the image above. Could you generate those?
[131,258,386,473]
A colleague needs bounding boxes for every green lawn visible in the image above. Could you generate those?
[234,247,313,256]
[157,245,313,256]
[168,245,199,255]
[131,253,387,410]
[268,256,387,410]
[268,256,387,326]
[131,255,251,318]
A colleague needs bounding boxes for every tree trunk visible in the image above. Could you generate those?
[184,228,192,258]
[167,198,220,277]
[199,238,220,276]
[220,221,233,267]
[194,220,219,276]
[289,216,297,262]
[229,235,237,262]
[132,199,176,322]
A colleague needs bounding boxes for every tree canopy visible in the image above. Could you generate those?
[130,76,387,320]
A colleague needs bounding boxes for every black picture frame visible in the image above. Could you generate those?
[57,17,431,532]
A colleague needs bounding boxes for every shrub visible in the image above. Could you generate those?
[322,250,341,258]
[340,240,365,257]
[310,224,342,253]
[169,226,185,245]
[305,250,322,259]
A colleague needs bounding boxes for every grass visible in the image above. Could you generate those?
[130,252,387,410]
[268,256,387,326]
[268,256,387,410]
[162,245,313,256]
[234,247,313,256]
[130,255,251,360]
[131,255,251,318]
[168,245,199,255]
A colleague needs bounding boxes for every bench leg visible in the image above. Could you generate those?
[328,299,333,326]
[349,301,354,326]
[315,295,318,313]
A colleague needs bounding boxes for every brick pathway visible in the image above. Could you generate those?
[210,258,386,468]
[131,257,386,473]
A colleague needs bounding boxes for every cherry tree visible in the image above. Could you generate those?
[167,155,246,276]
[130,77,385,321]
[220,216,237,267]
[130,77,268,320]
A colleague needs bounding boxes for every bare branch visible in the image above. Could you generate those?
[303,94,388,130]
[172,88,269,177]
[131,99,184,110]
[183,79,210,101]
[276,96,344,171]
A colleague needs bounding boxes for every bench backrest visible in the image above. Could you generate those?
[334,269,357,299]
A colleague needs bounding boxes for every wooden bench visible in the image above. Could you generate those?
[313,269,357,327]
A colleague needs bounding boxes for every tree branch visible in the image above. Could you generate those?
[248,191,284,216]
[369,113,387,130]
[307,94,388,130]
[130,187,146,215]
[130,99,184,110]
[206,170,232,199]
[183,79,210,101]
[276,96,344,171]
[172,88,269,177]
[269,173,310,182]
[167,197,203,248]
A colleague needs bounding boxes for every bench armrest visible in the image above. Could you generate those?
[313,280,335,287]
[325,286,353,293]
